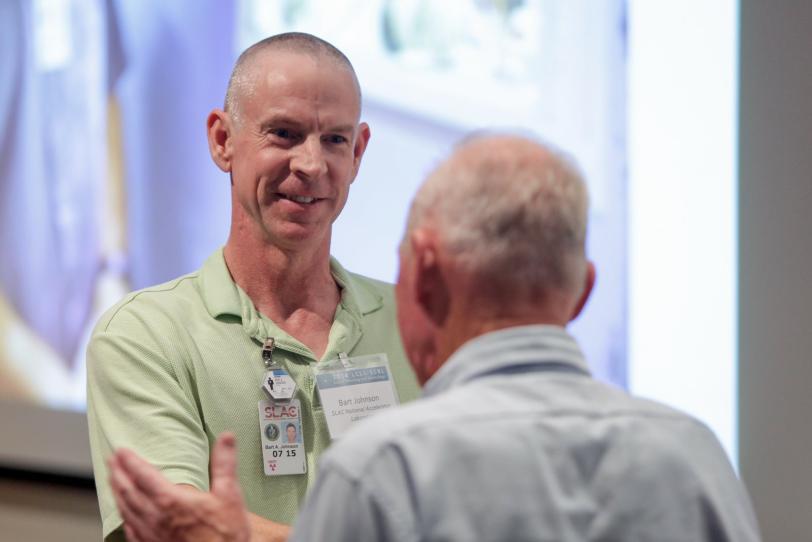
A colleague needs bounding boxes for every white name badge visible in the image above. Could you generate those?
[257,399,306,476]
[314,353,400,440]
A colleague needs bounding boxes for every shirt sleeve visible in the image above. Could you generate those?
[87,306,210,540]
[289,456,417,542]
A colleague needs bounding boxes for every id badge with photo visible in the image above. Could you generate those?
[257,398,306,476]
[313,353,400,440]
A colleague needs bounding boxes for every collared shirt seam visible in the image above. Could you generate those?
[101,274,199,333]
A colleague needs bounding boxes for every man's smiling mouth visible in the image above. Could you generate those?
[278,193,318,204]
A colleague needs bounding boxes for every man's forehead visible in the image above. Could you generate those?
[246,49,360,103]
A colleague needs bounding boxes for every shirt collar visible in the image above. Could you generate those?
[199,248,383,322]
[422,325,591,397]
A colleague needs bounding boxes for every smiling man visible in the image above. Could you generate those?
[86,33,420,542]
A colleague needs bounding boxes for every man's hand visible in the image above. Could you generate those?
[109,433,251,542]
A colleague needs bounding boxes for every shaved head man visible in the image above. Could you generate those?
[108,134,760,541]
[223,33,362,127]
[87,33,420,542]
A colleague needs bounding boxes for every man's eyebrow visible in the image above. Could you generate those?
[256,117,355,134]
[326,124,355,133]
[258,114,303,129]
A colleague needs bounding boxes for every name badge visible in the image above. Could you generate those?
[257,399,306,476]
[313,353,400,440]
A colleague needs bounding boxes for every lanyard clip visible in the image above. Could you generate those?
[262,338,275,369]
[338,352,351,369]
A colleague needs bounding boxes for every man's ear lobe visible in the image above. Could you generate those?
[413,234,450,327]
[207,109,233,173]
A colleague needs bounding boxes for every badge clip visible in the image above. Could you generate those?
[260,338,297,403]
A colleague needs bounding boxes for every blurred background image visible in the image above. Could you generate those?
[0,0,628,411]
[1,0,745,485]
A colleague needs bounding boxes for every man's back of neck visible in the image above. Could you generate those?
[436,306,570,370]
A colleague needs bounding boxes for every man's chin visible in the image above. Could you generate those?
[261,222,330,248]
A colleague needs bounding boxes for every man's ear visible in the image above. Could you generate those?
[569,261,596,322]
[350,122,371,183]
[411,230,451,328]
[207,109,233,173]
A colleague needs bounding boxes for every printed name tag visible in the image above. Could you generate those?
[314,353,400,440]
[257,399,306,476]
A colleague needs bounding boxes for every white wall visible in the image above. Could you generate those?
[738,1,812,539]
[628,0,739,462]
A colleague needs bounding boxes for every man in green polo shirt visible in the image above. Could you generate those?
[87,32,420,542]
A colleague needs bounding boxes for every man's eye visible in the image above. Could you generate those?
[326,134,347,144]
[271,128,292,139]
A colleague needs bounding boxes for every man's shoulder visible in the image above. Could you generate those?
[554,376,725,455]
[592,387,759,536]
[93,270,203,335]
[609,387,721,443]
[571,381,740,491]
[615,395,724,457]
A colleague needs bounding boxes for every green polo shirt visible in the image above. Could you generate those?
[87,249,420,540]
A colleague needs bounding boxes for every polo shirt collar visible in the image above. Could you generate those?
[422,325,591,398]
[199,249,242,319]
[330,257,383,318]
[199,248,382,324]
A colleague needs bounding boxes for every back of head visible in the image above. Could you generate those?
[407,134,589,307]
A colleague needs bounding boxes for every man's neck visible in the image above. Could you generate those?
[435,306,570,371]
[223,234,340,355]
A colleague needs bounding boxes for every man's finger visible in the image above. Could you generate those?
[211,432,240,495]
[110,457,153,518]
[114,448,174,497]
[124,521,147,542]
[111,478,148,542]
[109,455,161,541]
[120,505,153,542]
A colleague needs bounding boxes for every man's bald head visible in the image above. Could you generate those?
[405,134,590,306]
[224,32,362,126]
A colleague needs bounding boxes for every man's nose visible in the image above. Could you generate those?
[291,136,328,180]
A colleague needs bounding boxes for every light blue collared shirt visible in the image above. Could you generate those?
[291,325,760,542]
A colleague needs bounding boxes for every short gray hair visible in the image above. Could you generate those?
[406,134,589,301]
[224,32,361,125]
